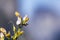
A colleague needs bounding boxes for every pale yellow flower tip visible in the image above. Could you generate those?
[5,31,10,37]
[20,31,24,34]
[15,11,20,17]
[13,25,16,32]
[0,28,6,34]
[23,15,29,24]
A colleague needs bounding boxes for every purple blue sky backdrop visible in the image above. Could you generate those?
[17,0,60,40]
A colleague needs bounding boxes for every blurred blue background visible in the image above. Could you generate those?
[17,0,60,40]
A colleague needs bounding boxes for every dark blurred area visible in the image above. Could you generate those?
[0,0,17,35]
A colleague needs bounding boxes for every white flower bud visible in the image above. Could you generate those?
[16,17,21,25]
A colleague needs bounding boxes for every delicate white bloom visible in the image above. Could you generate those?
[23,15,28,20]
[0,28,6,34]
[16,17,21,25]
[23,15,29,24]
[0,32,4,38]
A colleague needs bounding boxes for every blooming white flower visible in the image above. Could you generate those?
[0,32,4,38]
[23,15,28,21]
[16,17,21,25]
[23,15,29,24]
